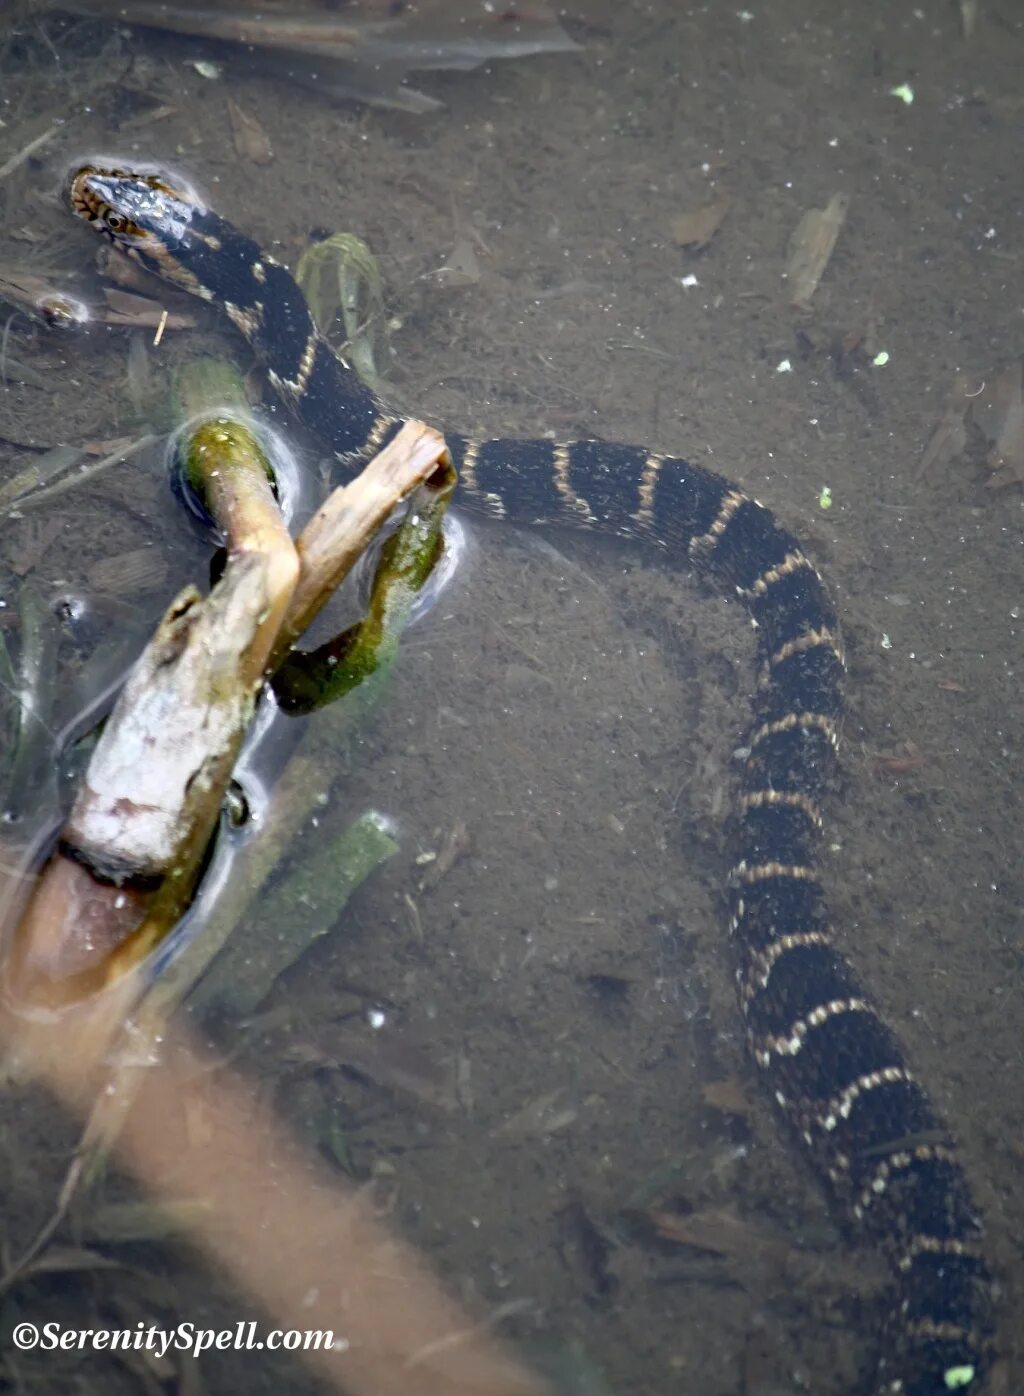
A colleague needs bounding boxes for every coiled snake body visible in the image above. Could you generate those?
[68,164,994,1395]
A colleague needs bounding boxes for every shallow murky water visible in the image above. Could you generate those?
[0,4,1020,1393]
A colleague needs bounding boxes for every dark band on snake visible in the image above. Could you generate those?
[67,163,995,1396]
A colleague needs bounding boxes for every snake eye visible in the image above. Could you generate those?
[104,211,126,233]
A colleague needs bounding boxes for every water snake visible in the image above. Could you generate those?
[66,163,995,1396]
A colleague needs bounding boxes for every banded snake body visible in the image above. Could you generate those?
[67,163,995,1396]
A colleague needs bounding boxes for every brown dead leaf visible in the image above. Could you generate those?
[95,247,198,318]
[81,435,137,457]
[418,819,471,892]
[491,1088,578,1139]
[871,741,927,776]
[282,1031,459,1113]
[87,547,168,596]
[102,287,194,330]
[669,193,731,250]
[700,1078,753,1117]
[335,1030,459,1112]
[648,1207,794,1265]
[9,516,63,577]
[917,374,973,480]
[786,193,849,309]
[434,236,481,289]
[920,361,1024,488]
[227,98,274,165]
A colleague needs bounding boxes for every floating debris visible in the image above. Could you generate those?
[889,83,915,106]
[0,266,86,329]
[0,262,194,334]
[37,293,90,330]
[786,193,849,310]
[7,393,446,1009]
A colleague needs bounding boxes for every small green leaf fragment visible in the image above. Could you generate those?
[890,83,914,105]
[818,485,833,510]
[944,1366,975,1391]
[872,350,890,366]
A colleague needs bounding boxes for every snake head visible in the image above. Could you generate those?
[67,164,201,274]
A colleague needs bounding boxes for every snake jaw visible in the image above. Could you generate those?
[68,164,200,264]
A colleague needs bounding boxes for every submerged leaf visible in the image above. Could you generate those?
[85,1200,213,1243]
[786,193,849,309]
[972,360,1024,487]
[434,235,482,289]
[60,1,581,111]
[297,233,385,388]
[8,1244,126,1280]
[227,98,274,165]
[917,374,973,480]
[86,547,169,596]
[669,193,731,250]
[927,361,1024,488]
[492,1088,578,1139]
